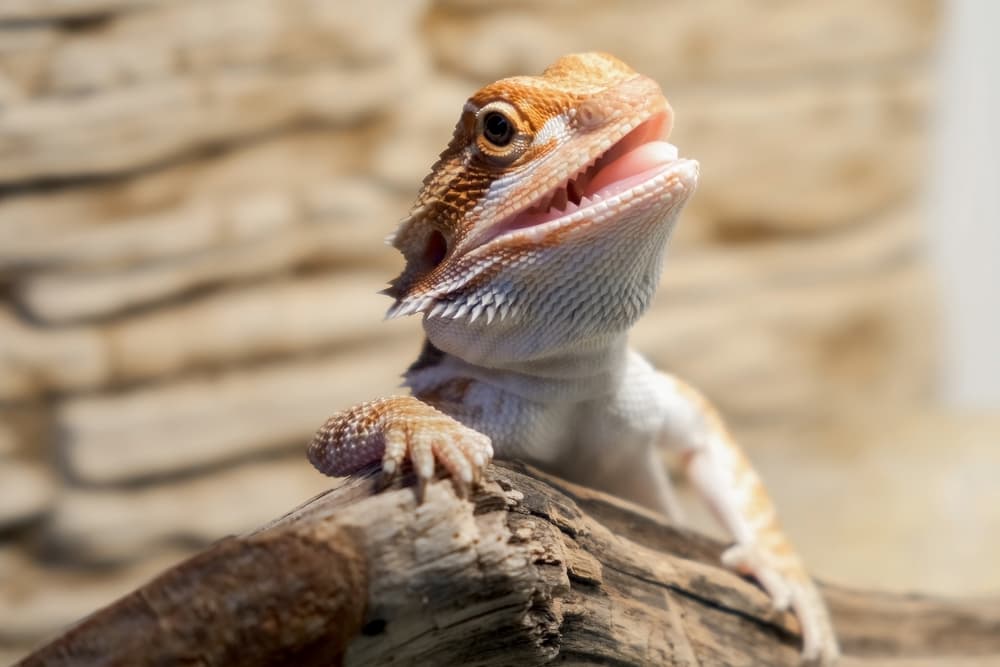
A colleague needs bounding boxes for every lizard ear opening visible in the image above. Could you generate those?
[423,229,448,267]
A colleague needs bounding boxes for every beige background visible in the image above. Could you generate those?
[0,0,996,662]
[928,0,1000,407]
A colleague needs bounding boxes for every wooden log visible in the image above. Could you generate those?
[17,462,1000,666]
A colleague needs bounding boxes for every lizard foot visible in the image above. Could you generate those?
[722,543,840,665]
[308,396,493,498]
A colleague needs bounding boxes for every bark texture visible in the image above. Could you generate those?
[16,463,1000,666]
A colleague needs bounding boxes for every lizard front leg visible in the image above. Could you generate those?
[307,396,493,497]
[658,373,840,665]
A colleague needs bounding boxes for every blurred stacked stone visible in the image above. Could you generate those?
[0,0,939,660]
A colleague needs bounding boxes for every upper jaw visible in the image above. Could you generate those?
[468,110,697,251]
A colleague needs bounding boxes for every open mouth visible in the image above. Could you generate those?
[481,111,690,245]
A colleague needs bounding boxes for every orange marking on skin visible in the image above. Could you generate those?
[389,53,671,305]
[671,376,799,565]
[671,379,750,467]
[748,484,779,522]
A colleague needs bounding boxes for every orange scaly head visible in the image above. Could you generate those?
[385,52,699,366]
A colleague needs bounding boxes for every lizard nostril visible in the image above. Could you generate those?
[575,100,605,129]
[423,230,447,266]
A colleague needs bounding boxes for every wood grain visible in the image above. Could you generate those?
[17,462,1000,666]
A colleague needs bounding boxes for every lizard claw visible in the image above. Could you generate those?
[722,542,840,665]
[381,413,493,498]
[722,543,793,611]
[309,396,493,499]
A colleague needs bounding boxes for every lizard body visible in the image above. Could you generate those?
[309,52,839,664]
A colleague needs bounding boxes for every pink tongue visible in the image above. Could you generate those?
[585,141,678,196]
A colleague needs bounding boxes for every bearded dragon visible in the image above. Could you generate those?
[308,52,840,664]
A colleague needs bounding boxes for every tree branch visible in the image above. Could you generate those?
[17,462,1000,666]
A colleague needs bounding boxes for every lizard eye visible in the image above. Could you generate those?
[474,101,526,164]
[482,111,513,147]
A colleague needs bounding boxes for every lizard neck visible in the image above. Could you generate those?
[405,333,630,403]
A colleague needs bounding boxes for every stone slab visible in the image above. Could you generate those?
[45,457,332,563]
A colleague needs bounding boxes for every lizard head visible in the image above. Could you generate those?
[385,52,699,365]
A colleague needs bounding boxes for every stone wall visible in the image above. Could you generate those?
[0,1,941,660]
